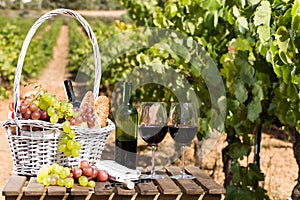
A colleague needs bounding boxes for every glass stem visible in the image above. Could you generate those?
[151,145,156,178]
[181,145,186,178]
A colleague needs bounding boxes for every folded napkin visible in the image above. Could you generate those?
[95,160,141,182]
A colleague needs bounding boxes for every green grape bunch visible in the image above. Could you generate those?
[17,83,82,157]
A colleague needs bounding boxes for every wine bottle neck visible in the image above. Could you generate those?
[64,80,76,102]
[123,82,132,105]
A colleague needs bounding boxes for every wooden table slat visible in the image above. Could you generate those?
[47,185,66,196]
[185,166,226,195]
[2,175,27,196]
[24,177,44,196]
[94,181,114,195]
[70,184,90,196]
[137,181,158,195]
[116,186,136,195]
[165,166,204,195]
[154,174,181,195]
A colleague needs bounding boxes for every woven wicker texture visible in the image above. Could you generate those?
[2,9,115,176]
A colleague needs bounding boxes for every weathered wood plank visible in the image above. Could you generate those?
[185,166,226,195]
[115,186,136,195]
[94,181,114,196]
[136,181,158,195]
[165,166,204,195]
[24,177,44,196]
[2,175,27,196]
[47,185,66,196]
[154,174,181,195]
[70,184,89,196]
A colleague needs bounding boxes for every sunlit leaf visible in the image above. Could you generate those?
[253,1,271,26]
[257,25,270,42]
[248,0,261,6]
[237,16,249,30]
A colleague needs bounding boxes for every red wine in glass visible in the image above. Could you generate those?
[139,124,168,145]
[169,125,198,145]
[168,102,198,179]
[138,102,168,179]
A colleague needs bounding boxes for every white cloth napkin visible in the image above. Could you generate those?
[95,160,141,182]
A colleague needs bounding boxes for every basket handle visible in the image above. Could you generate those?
[13,9,101,118]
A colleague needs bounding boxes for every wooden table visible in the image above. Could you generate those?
[2,166,226,200]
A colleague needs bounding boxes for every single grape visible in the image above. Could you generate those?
[78,176,89,187]
[58,144,67,152]
[49,96,56,106]
[61,135,69,144]
[57,110,64,119]
[64,177,74,188]
[50,114,59,123]
[71,149,80,157]
[37,167,49,183]
[82,114,88,122]
[74,142,82,150]
[66,108,74,117]
[67,140,75,150]
[38,99,49,111]
[47,107,56,116]
[29,103,38,112]
[69,118,76,126]
[57,178,65,187]
[42,93,52,103]
[75,116,83,125]
[23,109,31,119]
[60,102,68,112]
[88,180,96,188]
[43,175,51,186]
[86,107,93,114]
[68,130,76,139]
[39,110,48,120]
[64,150,72,157]
[20,103,28,114]
[50,176,58,186]
[62,121,71,133]
[31,110,41,120]
[53,100,60,110]
[60,167,70,179]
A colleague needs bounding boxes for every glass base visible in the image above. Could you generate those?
[170,173,195,180]
[141,174,165,179]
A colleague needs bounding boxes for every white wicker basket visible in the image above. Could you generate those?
[1,9,115,176]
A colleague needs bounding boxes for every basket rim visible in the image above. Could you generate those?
[13,8,102,121]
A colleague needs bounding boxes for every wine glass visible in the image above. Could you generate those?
[169,102,198,179]
[138,102,168,179]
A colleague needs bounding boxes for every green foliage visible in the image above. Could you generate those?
[65,0,299,199]
[0,16,62,99]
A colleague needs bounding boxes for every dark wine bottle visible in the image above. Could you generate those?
[115,82,138,169]
[64,80,81,108]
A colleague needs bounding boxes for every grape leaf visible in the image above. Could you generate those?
[167,3,178,18]
[253,1,271,26]
[247,97,262,122]
[257,25,270,42]
[248,0,261,6]
[238,16,249,30]
[233,80,248,103]
[233,5,240,18]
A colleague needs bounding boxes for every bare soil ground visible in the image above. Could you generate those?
[0,18,298,200]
